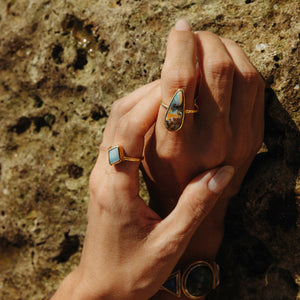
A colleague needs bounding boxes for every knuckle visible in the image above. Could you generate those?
[239,66,266,95]
[110,100,120,116]
[162,66,196,91]
[240,69,260,88]
[117,114,143,139]
[206,57,235,79]
[110,99,125,117]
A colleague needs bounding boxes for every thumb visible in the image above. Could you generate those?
[162,166,235,245]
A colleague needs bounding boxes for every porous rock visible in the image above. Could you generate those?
[0,0,299,299]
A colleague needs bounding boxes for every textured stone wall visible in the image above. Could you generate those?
[0,0,299,299]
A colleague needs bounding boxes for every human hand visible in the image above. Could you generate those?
[142,20,265,260]
[51,81,234,300]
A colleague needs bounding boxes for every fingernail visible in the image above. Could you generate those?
[208,166,235,194]
[175,19,191,31]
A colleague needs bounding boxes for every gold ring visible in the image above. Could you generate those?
[161,89,198,132]
[108,145,143,165]
[160,260,220,299]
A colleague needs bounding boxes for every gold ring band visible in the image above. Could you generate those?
[108,145,143,165]
[160,101,169,109]
[122,156,143,162]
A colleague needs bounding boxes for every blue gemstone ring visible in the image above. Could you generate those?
[108,145,143,166]
[161,89,198,132]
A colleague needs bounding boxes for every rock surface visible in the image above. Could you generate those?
[0,0,299,299]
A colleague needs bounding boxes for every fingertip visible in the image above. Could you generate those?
[175,19,192,31]
[208,166,235,194]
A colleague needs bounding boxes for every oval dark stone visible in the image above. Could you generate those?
[184,264,214,297]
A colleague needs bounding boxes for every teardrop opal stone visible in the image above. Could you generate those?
[164,89,185,131]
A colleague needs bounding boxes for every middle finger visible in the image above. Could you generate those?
[195,31,234,125]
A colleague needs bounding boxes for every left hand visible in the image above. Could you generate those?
[142,20,265,260]
[51,81,234,300]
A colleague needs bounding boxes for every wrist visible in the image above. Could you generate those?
[51,270,79,300]
[51,269,105,300]
[159,260,218,300]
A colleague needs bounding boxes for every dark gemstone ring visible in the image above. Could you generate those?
[160,89,198,132]
[160,260,220,299]
[182,261,220,299]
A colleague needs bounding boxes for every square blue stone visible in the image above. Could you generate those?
[108,146,121,165]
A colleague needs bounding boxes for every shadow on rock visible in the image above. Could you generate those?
[209,88,300,300]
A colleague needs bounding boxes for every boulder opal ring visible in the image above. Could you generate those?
[108,145,143,165]
[161,89,198,131]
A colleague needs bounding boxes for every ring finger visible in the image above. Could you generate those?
[97,83,161,178]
